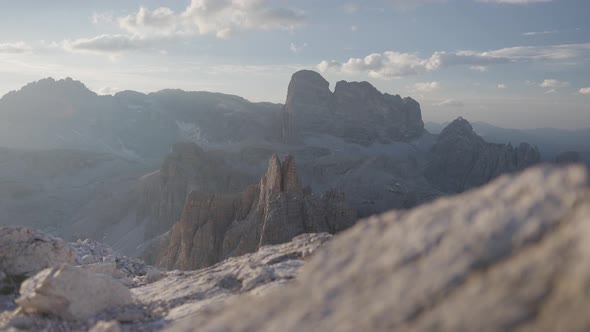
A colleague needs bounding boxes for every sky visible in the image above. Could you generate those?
[0,0,589,129]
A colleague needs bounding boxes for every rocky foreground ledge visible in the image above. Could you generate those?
[0,227,331,331]
[1,164,589,331]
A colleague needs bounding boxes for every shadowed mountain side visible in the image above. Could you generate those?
[282,70,424,145]
[424,117,541,193]
[426,121,590,164]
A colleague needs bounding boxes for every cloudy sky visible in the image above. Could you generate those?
[0,0,589,128]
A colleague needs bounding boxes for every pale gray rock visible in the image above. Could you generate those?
[171,164,590,332]
[138,233,331,328]
[71,238,153,279]
[0,227,76,276]
[145,268,164,284]
[89,320,122,332]
[0,233,331,331]
[16,264,132,320]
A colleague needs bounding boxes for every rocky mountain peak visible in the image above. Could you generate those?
[425,116,541,193]
[282,70,424,145]
[439,116,477,139]
[4,77,95,99]
[157,154,356,270]
[333,80,381,99]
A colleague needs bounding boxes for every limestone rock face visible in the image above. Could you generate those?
[281,70,424,145]
[137,143,253,240]
[173,164,590,332]
[157,155,356,270]
[16,264,132,320]
[425,117,541,193]
[0,227,76,276]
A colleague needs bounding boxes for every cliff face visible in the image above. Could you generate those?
[281,70,425,145]
[157,155,357,270]
[424,117,541,193]
[137,143,253,239]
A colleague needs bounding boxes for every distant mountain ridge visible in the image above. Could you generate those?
[0,77,282,163]
[0,71,547,259]
[426,121,590,164]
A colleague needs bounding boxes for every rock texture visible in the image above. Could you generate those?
[137,143,253,240]
[157,155,356,270]
[70,238,153,279]
[425,117,541,193]
[0,233,331,331]
[171,164,590,332]
[16,264,132,320]
[0,227,76,276]
[281,70,424,145]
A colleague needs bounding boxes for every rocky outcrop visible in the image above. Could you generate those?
[0,233,331,331]
[0,227,76,276]
[137,143,253,240]
[281,70,424,145]
[555,150,581,164]
[157,155,356,270]
[17,264,132,320]
[171,164,590,332]
[425,117,541,193]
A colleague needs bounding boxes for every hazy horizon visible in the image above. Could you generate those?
[0,0,589,129]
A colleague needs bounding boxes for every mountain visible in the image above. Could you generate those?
[426,121,590,164]
[424,117,540,193]
[157,154,356,270]
[282,70,424,145]
[0,70,544,259]
[0,78,282,163]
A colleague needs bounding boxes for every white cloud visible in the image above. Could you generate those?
[470,65,488,72]
[118,0,306,39]
[0,42,32,54]
[318,43,590,79]
[289,42,307,53]
[497,83,507,89]
[62,34,149,54]
[317,60,342,73]
[539,79,570,89]
[97,86,120,95]
[433,99,464,107]
[414,81,441,92]
[522,30,558,36]
[350,25,358,32]
[578,87,590,95]
[92,11,115,24]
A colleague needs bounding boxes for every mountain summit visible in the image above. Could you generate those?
[281,70,424,145]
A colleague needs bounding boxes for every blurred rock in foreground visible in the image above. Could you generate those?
[171,164,590,332]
